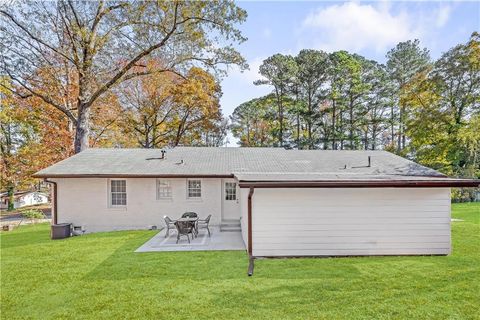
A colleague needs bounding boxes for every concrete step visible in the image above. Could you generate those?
[220,219,241,232]
[220,225,241,232]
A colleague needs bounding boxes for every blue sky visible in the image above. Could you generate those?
[220,0,480,145]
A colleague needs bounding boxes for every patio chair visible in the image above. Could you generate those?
[197,214,212,237]
[163,216,176,238]
[174,220,194,244]
[181,212,198,237]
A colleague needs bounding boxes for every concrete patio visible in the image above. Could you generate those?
[135,227,246,252]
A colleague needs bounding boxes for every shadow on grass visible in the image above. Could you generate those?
[0,224,52,249]
[84,236,249,281]
[84,232,363,281]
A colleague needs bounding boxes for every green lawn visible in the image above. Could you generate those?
[1,203,479,319]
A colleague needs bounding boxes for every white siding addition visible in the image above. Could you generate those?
[251,188,451,257]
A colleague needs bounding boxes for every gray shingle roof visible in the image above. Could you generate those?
[34,147,447,180]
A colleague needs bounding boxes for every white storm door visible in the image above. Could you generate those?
[221,179,240,220]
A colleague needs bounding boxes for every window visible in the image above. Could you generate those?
[187,179,202,198]
[157,180,172,199]
[225,182,237,201]
[110,180,126,206]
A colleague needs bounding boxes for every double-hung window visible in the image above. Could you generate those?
[187,179,202,199]
[110,180,127,206]
[157,180,172,199]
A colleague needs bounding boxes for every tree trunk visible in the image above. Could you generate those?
[307,92,312,149]
[74,103,90,153]
[279,100,284,147]
[339,111,344,150]
[7,185,15,211]
[332,98,336,150]
[296,114,300,149]
[397,102,403,153]
[390,105,395,148]
[349,98,354,149]
[363,129,368,150]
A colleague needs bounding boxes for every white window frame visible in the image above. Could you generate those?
[225,182,237,201]
[156,179,172,200]
[187,179,202,199]
[108,179,127,207]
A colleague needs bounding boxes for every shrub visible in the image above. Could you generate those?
[452,187,480,203]
[20,209,45,220]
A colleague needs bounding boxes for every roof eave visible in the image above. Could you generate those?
[33,173,235,179]
[238,179,480,188]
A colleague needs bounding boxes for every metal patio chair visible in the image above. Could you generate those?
[181,212,199,236]
[174,220,194,244]
[163,216,176,238]
[197,215,212,237]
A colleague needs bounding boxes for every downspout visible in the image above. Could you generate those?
[247,187,255,276]
[44,179,57,225]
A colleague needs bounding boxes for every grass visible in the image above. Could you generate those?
[1,203,479,319]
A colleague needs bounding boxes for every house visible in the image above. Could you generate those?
[0,191,49,210]
[34,147,479,261]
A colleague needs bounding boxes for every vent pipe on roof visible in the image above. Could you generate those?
[146,149,166,161]
[368,156,371,167]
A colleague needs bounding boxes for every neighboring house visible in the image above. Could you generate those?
[34,147,479,258]
[0,191,49,210]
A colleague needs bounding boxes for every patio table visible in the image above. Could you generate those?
[177,217,198,237]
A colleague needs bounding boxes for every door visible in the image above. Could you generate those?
[221,179,240,220]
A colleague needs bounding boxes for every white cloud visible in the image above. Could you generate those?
[301,2,422,53]
[435,5,451,27]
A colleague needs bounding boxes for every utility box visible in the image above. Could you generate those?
[51,223,71,239]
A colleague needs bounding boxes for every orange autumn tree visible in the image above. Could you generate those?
[119,66,226,148]
[1,1,247,153]
[169,67,225,147]
[0,78,72,209]
[119,61,180,148]
[0,64,129,207]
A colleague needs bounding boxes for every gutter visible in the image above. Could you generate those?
[33,173,235,179]
[44,179,57,225]
[238,179,480,189]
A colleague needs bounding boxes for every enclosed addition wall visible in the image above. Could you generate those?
[250,188,451,257]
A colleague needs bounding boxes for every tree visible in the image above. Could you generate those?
[169,67,224,147]
[295,49,329,149]
[230,96,277,147]
[404,33,479,200]
[1,0,247,153]
[119,65,225,148]
[327,51,351,149]
[119,62,179,148]
[362,63,393,150]
[255,54,297,147]
[0,78,72,210]
[386,39,430,152]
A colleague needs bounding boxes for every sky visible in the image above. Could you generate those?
[220,0,480,146]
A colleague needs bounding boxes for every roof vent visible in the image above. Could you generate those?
[146,149,166,160]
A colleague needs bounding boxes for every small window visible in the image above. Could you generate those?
[225,182,237,201]
[110,180,126,206]
[157,180,172,199]
[187,179,202,198]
